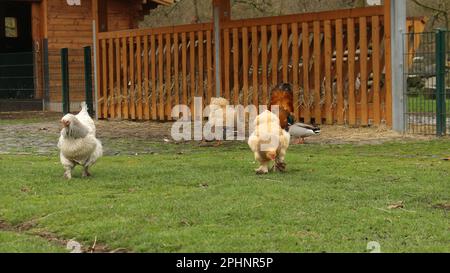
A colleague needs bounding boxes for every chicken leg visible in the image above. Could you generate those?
[82,166,91,177]
[255,161,270,174]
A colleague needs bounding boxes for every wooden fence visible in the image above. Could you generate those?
[97,5,394,126]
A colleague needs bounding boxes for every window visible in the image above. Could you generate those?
[5,17,18,38]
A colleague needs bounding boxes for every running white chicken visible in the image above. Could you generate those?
[248,110,290,174]
[57,102,102,179]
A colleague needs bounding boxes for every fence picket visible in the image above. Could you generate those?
[122,37,129,119]
[136,36,143,120]
[302,22,310,123]
[324,20,332,125]
[359,16,369,126]
[115,38,122,119]
[335,19,344,125]
[347,18,356,126]
[129,36,135,120]
[242,27,249,107]
[313,21,322,124]
[150,34,156,120]
[233,27,240,105]
[165,33,172,120]
[143,35,150,120]
[372,16,381,125]
[252,26,259,106]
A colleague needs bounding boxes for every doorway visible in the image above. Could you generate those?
[0,1,34,99]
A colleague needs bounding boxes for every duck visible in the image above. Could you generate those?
[287,119,321,144]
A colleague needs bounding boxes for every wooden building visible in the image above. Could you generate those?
[0,0,172,112]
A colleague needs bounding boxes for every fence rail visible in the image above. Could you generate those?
[96,6,393,126]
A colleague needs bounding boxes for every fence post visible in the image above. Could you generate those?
[388,0,406,132]
[84,46,94,117]
[435,29,446,136]
[61,48,69,114]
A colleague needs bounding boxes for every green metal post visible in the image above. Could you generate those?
[83,46,94,117]
[61,48,69,115]
[436,30,446,136]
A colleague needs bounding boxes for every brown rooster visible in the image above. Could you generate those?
[269,83,294,130]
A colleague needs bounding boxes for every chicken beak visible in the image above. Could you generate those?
[61,119,70,128]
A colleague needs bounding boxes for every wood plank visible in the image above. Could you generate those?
[143,35,150,120]
[136,36,143,120]
[271,24,278,86]
[122,37,129,119]
[158,33,164,120]
[181,32,188,106]
[173,33,180,114]
[371,15,381,125]
[301,22,310,123]
[324,20,332,125]
[347,18,356,126]
[150,35,157,120]
[242,27,249,107]
[292,22,299,121]
[165,33,172,120]
[129,36,136,120]
[189,31,196,117]
[359,16,368,126]
[282,23,289,83]
[313,21,321,124]
[115,38,122,119]
[206,30,213,104]
[335,19,344,125]
[252,26,259,106]
[98,22,214,39]
[223,28,231,100]
[220,6,384,29]
[232,28,240,105]
[108,38,115,118]
[198,31,204,107]
[101,39,108,118]
[261,25,268,106]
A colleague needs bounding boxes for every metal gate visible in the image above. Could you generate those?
[404,30,450,135]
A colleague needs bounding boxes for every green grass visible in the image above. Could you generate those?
[0,141,449,253]
[407,95,450,113]
[0,231,65,253]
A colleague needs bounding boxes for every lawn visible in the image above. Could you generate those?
[407,95,450,113]
[0,140,449,253]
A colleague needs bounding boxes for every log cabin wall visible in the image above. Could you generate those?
[34,0,149,112]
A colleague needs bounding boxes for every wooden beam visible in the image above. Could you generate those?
[41,0,48,38]
[98,0,108,32]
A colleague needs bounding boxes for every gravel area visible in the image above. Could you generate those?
[0,111,436,155]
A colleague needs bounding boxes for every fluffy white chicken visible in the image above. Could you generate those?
[248,110,290,174]
[207,97,237,143]
[57,102,102,179]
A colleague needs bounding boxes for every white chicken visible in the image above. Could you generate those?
[248,110,290,174]
[57,102,102,179]
[207,97,237,144]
